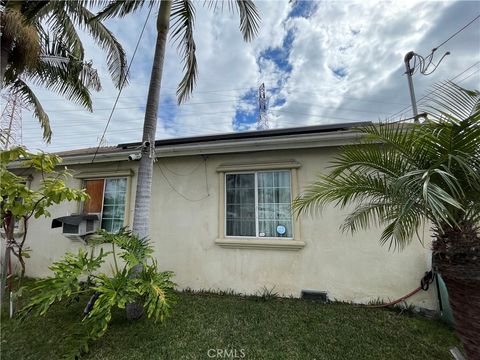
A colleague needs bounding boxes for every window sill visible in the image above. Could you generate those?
[215,238,305,251]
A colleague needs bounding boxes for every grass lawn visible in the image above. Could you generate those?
[1,291,460,360]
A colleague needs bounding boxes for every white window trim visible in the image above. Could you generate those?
[223,170,295,240]
[216,161,304,251]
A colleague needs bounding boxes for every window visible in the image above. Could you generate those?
[225,171,293,239]
[83,177,127,233]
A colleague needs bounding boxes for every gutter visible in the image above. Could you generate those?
[62,129,364,165]
[8,128,366,168]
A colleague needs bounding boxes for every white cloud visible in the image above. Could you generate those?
[9,0,480,152]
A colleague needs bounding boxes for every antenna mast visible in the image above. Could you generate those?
[1,92,25,149]
[256,83,269,130]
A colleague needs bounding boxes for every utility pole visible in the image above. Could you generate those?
[403,48,450,123]
[256,83,269,130]
[404,51,419,122]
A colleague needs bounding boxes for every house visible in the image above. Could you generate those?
[16,122,437,309]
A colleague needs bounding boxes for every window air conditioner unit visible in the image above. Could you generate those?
[52,214,100,242]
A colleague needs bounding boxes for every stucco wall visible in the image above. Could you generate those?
[18,147,437,309]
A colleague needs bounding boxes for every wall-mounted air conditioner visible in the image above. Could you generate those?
[52,214,100,242]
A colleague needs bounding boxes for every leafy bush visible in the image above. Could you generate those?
[20,228,176,358]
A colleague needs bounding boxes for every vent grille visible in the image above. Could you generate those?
[63,223,79,234]
[301,290,328,302]
[86,219,94,232]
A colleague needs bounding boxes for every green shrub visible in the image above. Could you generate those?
[20,228,176,358]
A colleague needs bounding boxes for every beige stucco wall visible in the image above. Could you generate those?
[18,147,437,309]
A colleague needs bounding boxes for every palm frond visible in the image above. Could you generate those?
[396,169,463,227]
[357,123,427,167]
[63,2,128,89]
[293,172,391,216]
[294,82,479,250]
[9,79,51,142]
[379,206,423,251]
[42,7,85,60]
[341,202,395,234]
[94,0,154,20]
[13,0,125,88]
[40,56,102,92]
[234,0,260,42]
[25,57,96,111]
[205,0,260,42]
[422,81,480,122]
[171,0,197,104]
[329,143,415,179]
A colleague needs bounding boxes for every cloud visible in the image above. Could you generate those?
[10,0,480,152]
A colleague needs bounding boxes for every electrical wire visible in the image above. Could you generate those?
[156,159,210,202]
[433,14,480,51]
[41,99,241,113]
[20,114,368,140]
[159,158,205,176]
[387,61,480,119]
[91,5,153,163]
[39,99,393,115]
[20,99,394,132]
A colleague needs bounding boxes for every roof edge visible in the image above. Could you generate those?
[118,122,372,149]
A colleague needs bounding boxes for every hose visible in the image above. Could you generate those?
[362,270,435,308]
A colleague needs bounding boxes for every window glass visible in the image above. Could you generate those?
[225,173,255,236]
[257,171,292,238]
[101,178,127,233]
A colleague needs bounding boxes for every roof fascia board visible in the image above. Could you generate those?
[154,130,362,157]
[9,130,363,168]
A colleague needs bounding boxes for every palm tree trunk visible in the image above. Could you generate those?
[442,276,480,359]
[432,223,480,359]
[126,0,172,321]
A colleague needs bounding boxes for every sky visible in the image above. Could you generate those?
[7,0,480,152]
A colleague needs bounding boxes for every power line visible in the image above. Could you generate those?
[91,5,153,163]
[388,61,480,119]
[37,95,148,102]
[21,102,379,133]
[20,98,394,132]
[27,85,410,107]
[456,67,480,83]
[434,14,480,51]
[38,98,392,115]
[400,14,480,121]
[25,113,360,142]
[392,65,480,121]
[42,100,239,113]
[272,109,368,123]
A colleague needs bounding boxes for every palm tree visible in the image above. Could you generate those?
[95,0,260,319]
[293,82,480,358]
[1,0,127,142]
